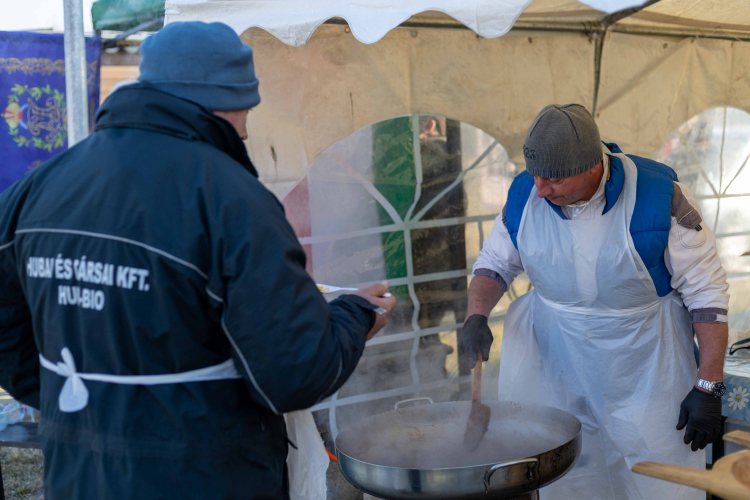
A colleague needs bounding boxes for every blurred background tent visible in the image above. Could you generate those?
[92,0,164,32]
[91,0,750,448]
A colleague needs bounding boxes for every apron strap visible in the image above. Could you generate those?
[40,348,242,413]
[39,347,89,412]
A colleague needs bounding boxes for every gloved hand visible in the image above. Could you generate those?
[676,387,722,451]
[459,314,493,371]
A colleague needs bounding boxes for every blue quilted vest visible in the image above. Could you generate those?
[505,142,677,297]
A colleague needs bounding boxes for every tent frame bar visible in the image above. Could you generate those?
[63,0,89,147]
[608,23,750,41]
[102,16,163,48]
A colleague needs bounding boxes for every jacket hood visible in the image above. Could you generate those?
[95,82,258,177]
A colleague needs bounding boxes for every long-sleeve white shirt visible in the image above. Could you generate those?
[473,148,730,321]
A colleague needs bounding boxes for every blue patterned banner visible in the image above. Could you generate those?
[0,31,101,193]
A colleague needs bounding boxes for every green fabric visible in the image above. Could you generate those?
[372,116,414,298]
[91,0,164,32]
[371,116,415,221]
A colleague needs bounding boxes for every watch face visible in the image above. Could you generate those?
[713,382,726,397]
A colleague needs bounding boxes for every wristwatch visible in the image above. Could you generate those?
[696,378,726,397]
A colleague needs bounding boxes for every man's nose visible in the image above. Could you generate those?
[534,177,553,198]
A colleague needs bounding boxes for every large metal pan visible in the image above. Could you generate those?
[335,399,581,499]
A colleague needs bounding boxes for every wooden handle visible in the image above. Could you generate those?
[632,461,750,500]
[725,431,750,449]
[472,351,482,403]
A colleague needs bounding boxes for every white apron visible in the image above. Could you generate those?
[497,153,703,500]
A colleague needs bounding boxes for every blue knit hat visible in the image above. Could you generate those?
[139,22,260,111]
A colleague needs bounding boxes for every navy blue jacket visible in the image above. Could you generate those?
[0,83,375,499]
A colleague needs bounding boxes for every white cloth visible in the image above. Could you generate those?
[498,153,703,500]
[39,347,242,413]
[165,0,644,46]
[664,181,729,312]
[473,147,729,312]
[285,410,329,500]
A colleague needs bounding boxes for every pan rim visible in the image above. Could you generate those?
[335,400,582,472]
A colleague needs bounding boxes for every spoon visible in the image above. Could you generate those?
[316,284,392,314]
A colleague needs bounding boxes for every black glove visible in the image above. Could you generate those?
[676,387,722,451]
[459,315,493,370]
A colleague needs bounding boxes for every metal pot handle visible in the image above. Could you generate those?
[484,458,539,492]
[394,397,434,410]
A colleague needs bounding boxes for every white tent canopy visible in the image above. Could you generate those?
[165,0,750,46]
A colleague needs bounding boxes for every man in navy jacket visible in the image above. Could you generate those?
[0,22,395,499]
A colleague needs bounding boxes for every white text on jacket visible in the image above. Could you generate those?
[26,255,151,311]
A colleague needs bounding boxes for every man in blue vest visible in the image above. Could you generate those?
[461,104,729,499]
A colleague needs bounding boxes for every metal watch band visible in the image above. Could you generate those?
[696,378,724,396]
[696,379,712,392]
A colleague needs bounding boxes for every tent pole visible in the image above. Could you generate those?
[63,0,90,147]
[592,0,663,116]
[592,28,607,118]
[600,0,663,26]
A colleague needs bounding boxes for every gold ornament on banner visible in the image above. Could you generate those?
[5,84,67,151]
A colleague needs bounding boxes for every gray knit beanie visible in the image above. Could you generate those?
[139,22,260,111]
[523,104,602,178]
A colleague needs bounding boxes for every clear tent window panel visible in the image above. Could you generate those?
[654,106,750,333]
[282,114,521,441]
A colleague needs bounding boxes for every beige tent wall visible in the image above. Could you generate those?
[241,25,596,197]
[241,25,750,197]
[596,32,750,157]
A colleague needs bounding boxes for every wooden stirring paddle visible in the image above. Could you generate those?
[463,351,491,452]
